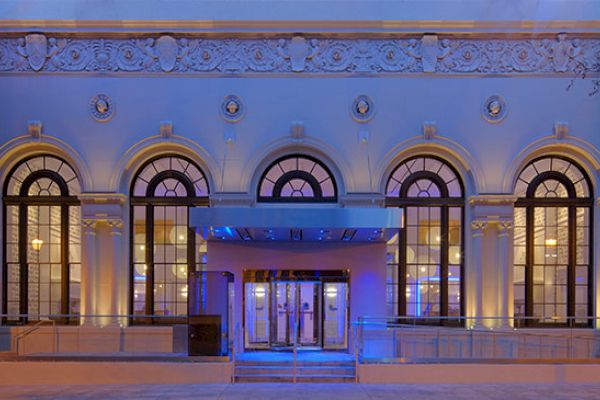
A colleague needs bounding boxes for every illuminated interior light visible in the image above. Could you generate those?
[139,245,145,251]
[31,238,44,251]
[545,238,557,246]
[420,267,426,272]
[325,286,338,298]
[255,286,266,298]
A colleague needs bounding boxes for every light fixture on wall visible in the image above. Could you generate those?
[255,285,266,298]
[326,286,338,298]
[31,238,44,251]
[545,238,558,246]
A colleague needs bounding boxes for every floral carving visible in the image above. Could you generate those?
[115,41,147,71]
[0,34,597,76]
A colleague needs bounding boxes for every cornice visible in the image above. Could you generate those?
[469,194,518,207]
[78,193,127,205]
[0,33,598,76]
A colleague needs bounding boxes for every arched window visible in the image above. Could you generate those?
[514,156,593,327]
[257,155,337,203]
[385,156,464,324]
[3,155,81,324]
[130,155,209,324]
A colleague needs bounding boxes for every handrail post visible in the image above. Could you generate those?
[354,323,359,383]
[293,318,297,384]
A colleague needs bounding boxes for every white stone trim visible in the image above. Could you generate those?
[0,34,598,76]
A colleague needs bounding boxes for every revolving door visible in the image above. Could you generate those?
[244,270,349,350]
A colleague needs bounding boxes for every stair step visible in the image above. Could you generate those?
[235,367,355,376]
[234,374,356,383]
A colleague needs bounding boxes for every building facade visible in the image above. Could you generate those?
[1,0,599,353]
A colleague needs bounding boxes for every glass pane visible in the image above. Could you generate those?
[245,283,270,348]
[323,283,348,349]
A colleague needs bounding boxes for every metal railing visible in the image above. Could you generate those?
[0,313,232,357]
[355,316,600,364]
[292,317,298,383]
[13,319,57,356]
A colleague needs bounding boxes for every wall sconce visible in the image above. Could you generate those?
[255,286,266,298]
[31,238,44,251]
[326,286,338,298]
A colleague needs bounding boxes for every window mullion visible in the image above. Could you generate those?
[568,206,577,326]
[145,205,154,320]
[440,206,449,323]
[19,203,28,323]
[398,208,407,317]
[525,206,534,325]
[61,204,70,322]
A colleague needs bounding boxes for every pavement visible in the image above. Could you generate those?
[2,383,600,399]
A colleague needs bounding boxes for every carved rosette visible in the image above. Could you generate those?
[0,34,598,75]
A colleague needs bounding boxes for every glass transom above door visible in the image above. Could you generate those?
[243,270,349,350]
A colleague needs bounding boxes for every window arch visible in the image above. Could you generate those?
[130,155,209,324]
[257,155,337,203]
[385,156,464,324]
[513,156,593,327]
[3,155,81,324]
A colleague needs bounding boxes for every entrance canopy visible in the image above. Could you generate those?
[189,207,402,242]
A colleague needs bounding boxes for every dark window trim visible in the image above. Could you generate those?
[2,156,80,326]
[515,156,594,328]
[129,155,209,326]
[257,154,338,203]
[385,156,465,326]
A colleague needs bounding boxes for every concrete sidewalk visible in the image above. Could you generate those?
[1,383,600,399]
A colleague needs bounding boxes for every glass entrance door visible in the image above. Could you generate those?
[271,282,321,348]
[244,273,348,350]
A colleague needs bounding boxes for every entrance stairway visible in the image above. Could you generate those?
[233,352,356,383]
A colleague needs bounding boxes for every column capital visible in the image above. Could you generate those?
[106,218,124,235]
[497,220,513,237]
[471,220,488,236]
[82,218,97,235]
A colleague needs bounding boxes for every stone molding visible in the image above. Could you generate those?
[469,194,518,206]
[0,33,598,75]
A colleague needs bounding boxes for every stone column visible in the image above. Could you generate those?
[79,194,127,327]
[107,218,124,326]
[471,220,487,328]
[497,221,513,328]
[81,219,97,326]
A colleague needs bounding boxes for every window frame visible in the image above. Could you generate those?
[385,155,465,326]
[2,155,80,325]
[514,156,594,328]
[129,155,209,325]
[256,154,338,203]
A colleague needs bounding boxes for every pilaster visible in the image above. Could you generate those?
[79,193,127,327]
[81,218,97,326]
[469,195,517,328]
[470,220,488,328]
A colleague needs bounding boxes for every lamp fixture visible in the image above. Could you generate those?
[31,238,44,251]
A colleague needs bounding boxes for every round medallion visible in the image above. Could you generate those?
[351,95,374,122]
[89,94,114,122]
[481,95,507,123]
[221,95,244,122]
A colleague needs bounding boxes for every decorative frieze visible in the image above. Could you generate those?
[0,33,598,75]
